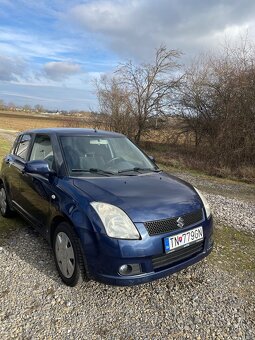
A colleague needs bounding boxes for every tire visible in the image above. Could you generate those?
[0,183,13,218]
[53,222,87,287]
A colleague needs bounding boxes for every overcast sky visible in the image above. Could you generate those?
[0,0,255,110]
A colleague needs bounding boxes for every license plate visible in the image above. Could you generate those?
[164,226,203,253]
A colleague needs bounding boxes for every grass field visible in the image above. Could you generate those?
[142,139,255,184]
[0,136,11,157]
[0,110,93,131]
[208,225,255,276]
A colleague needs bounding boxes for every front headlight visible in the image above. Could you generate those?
[194,187,211,219]
[90,202,140,239]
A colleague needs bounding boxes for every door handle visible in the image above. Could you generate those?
[5,158,14,166]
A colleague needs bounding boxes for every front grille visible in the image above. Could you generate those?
[144,209,203,236]
[152,241,204,270]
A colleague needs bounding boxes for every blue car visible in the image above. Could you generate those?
[0,128,213,286]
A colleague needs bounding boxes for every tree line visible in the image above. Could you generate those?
[0,101,45,112]
[93,42,255,173]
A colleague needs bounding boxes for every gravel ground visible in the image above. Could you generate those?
[172,171,255,234]
[0,193,254,339]
[0,226,254,339]
[0,129,254,339]
[206,193,255,235]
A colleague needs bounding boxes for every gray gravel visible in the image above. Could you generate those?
[0,190,254,339]
[0,226,254,339]
[0,129,254,339]
[173,171,255,234]
[206,193,255,235]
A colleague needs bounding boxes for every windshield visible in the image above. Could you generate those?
[60,135,157,176]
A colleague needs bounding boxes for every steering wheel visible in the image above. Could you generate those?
[106,157,123,167]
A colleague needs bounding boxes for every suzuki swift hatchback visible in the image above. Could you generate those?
[0,128,213,286]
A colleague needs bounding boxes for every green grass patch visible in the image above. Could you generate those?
[208,225,255,275]
[0,137,11,159]
[0,137,24,241]
[0,215,26,243]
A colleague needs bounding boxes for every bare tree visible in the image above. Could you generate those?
[94,74,135,137]
[116,46,182,143]
[23,104,32,111]
[34,104,44,112]
[7,102,16,110]
[93,46,182,143]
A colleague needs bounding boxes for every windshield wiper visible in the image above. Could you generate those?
[71,168,115,176]
[118,167,161,174]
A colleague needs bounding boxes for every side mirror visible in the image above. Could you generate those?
[24,160,52,175]
[148,155,156,163]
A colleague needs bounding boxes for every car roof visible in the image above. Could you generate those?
[20,128,124,137]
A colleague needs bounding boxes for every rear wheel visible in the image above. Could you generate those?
[53,222,86,286]
[0,184,13,218]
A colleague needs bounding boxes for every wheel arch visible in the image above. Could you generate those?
[49,214,75,247]
[49,213,91,280]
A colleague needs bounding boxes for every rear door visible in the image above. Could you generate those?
[18,134,56,231]
[6,133,32,207]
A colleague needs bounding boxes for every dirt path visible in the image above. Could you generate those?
[0,129,17,143]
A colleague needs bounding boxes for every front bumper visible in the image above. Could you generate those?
[79,216,214,286]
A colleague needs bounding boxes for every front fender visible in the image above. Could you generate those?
[46,177,96,246]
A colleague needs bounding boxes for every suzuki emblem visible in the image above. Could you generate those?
[177,217,185,228]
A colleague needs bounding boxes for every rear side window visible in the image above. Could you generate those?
[15,134,31,160]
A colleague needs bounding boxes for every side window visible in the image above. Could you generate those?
[11,136,20,154]
[15,134,31,160]
[29,135,55,170]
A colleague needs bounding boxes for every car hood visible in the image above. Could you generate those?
[73,172,202,222]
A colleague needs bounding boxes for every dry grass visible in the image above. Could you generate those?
[0,136,11,159]
[141,140,255,184]
[0,111,94,131]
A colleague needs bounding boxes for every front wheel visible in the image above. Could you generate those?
[53,222,87,286]
[0,184,13,218]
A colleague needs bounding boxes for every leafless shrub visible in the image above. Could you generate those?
[179,40,255,169]
[94,75,135,136]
